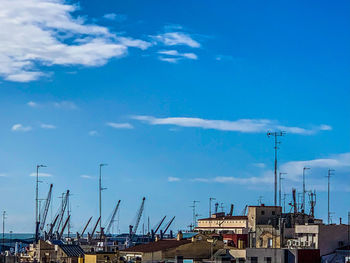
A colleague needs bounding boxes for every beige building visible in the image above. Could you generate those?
[120,233,224,262]
[196,212,248,234]
[247,205,282,231]
[84,252,119,263]
[288,223,349,256]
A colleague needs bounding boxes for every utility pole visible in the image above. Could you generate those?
[190,201,199,230]
[2,211,6,253]
[209,197,215,217]
[267,131,286,206]
[327,169,335,224]
[35,164,46,242]
[282,193,289,213]
[279,172,287,207]
[302,167,310,213]
[99,163,107,234]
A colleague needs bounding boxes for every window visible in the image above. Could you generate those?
[267,238,273,248]
[264,257,271,263]
[272,211,275,215]
[261,211,265,215]
[250,257,258,263]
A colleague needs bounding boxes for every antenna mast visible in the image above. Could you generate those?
[327,169,335,224]
[302,167,310,213]
[267,131,285,206]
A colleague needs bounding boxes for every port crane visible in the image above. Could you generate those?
[240,205,248,216]
[105,200,121,235]
[154,216,166,234]
[88,216,101,241]
[38,184,53,238]
[163,216,175,234]
[58,215,70,240]
[54,190,70,233]
[129,197,146,239]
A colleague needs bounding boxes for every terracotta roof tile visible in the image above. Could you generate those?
[121,239,191,253]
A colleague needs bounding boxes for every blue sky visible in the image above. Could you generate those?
[0,0,349,233]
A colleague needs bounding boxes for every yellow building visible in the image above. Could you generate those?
[195,212,248,234]
[85,252,119,263]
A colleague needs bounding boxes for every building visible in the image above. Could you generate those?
[196,212,248,234]
[84,252,119,263]
[246,248,320,263]
[120,232,224,262]
[288,224,350,256]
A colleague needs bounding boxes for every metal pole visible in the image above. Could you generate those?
[327,169,334,224]
[99,163,107,234]
[209,197,215,217]
[2,211,6,253]
[279,173,286,207]
[274,135,278,206]
[302,167,310,213]
[267,132,285,206]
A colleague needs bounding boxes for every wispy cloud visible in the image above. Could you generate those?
[0,0,150,82]
[0,173,7,177]
[11,124,32,132]
[103,13,127,22]
[27,101,38,107]
[192,175,272,185]
[158,57,179,63]
[80,174,94,179]
[190,153,350,192]
[153,32,200,48]
[131,115,332,135]
[168,176,181,182]
[88,130,98,136]
[29,172,52,177]
[158,50,197,63]
[40,124,56,129]
[253,163,266,168]
[106,122,134,129]
[279,152,350,182]
[53,101,78,110]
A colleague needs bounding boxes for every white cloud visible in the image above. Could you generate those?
[80,174,93,179]
[53,101,78,110]
[153,32,200,48]
[106,122,134,129]
[215,55,233,61]
[253,163,266,168]
[89,130,98,136]
[159,57,179,63]
[132,115,332,135]
[279,152,350,182]
[0,0,150,82]
[168,176,181,182]
[103,13,127,22]
[29,172,52,177]
[103,13,117,20]
[158,50,198,62]
[0,173,7,177]
[11,124,32,132]
[27,101,38,107]
[192,175,272,185]
[40,124,56,129]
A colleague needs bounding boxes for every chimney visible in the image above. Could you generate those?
[340,217,342,224]
[177,231,183,241]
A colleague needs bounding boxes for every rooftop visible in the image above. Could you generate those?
[198,215,247,221]
[121,239,191,253]
[58,244,85,257]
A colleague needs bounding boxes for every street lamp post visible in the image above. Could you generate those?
[99,163,108,234]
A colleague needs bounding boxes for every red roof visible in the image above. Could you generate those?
[198,215,247,221]
[121,239,191,253]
